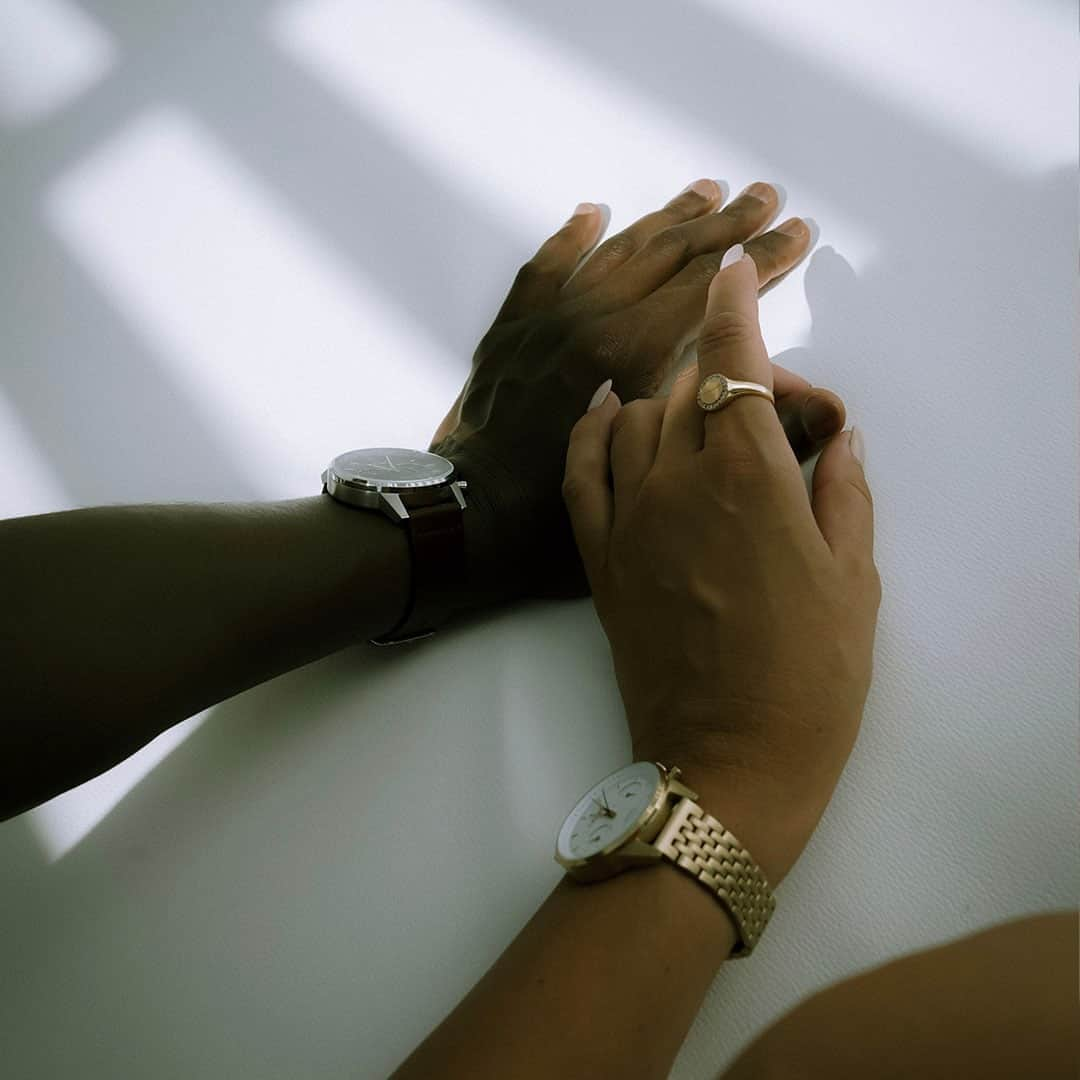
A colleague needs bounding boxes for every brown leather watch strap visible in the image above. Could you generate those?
[370,497,466,645]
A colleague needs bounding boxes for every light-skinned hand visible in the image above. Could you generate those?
[562,245,880,885]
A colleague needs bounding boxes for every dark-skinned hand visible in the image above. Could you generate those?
[430,179,844,609]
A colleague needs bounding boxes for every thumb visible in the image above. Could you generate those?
[811,428,875,570]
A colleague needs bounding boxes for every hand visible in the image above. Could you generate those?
[562,249,880,886]
[430,180,847,610]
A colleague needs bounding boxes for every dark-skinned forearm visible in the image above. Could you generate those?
[0,497,410,818]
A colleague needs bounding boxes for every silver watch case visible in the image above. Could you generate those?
[322,454,468,523]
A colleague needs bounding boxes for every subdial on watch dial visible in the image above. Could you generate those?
[571,818,614,855]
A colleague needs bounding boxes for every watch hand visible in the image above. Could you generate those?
[383,455,398,471]
[601,789,615,816]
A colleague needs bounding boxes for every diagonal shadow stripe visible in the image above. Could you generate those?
[0,215,259,506]
[30,0,534,367]
[480,0,1028,235]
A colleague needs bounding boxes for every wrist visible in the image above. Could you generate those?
[635,739,810,888]
[440,448,533,616]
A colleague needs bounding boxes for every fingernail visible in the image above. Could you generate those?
[740,181,775,203]
[588,378,613,411]
[849,426,866,465]
[569,202,596,221]
[776,216,807,238]
[802,392,840,441]
[720,243,745,269]
[679,178,719,200]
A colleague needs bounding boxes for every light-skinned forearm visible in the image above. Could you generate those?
[0,497,410,818]
[393,769,752,1080]
[721,912,1078,1079]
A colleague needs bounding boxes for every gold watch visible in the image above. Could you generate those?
[554,761,776,956]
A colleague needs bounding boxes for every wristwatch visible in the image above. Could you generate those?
[555,761,776,956]
[322,448,468,645]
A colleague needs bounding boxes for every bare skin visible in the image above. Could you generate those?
[3,180,1057,1079]
[564,249,880,888]
[721,912,1078,1080]
[396,236,878,1078]
[1,180,843,817]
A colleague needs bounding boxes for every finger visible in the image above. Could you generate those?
[812,428,875,573]
[495,203,607,323]
[620,220,812,385]
[561,179,724,299]
[583,182,783,311]
[562,381,622,580]
[769,364,846,455]
[779,387,847,463]
[771,362,811,397]
[658,363,704,455]
[609,398,665,519]
[659,362,845,464]
[658,245,787,464]
[696,247,794,454]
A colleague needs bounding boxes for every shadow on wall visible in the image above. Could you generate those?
[1,0,526,509]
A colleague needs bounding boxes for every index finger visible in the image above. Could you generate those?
[693,246,791,456]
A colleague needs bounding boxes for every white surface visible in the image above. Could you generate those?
[0,1,1076,1077]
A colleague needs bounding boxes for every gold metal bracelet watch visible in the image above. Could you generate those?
[555,761,776,956]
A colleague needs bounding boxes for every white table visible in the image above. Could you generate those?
[1,1,1075,1076]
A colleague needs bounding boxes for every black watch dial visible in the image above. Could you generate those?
[329,448,454,490]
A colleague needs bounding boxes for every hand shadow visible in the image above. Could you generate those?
[772,244,862,410]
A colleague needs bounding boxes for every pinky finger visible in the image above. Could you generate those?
[562,381,621,582]
[495,203,607,323]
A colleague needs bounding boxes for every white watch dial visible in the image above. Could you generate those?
[556,762,662,862]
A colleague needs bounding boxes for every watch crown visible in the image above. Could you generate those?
[668,766,681,781]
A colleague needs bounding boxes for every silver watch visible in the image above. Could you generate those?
[322,448,468,645]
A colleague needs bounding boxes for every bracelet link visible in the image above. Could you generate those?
[655,797,776,956]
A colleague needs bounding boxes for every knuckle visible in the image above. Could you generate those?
[515,258,547,285]
[598,233,637,263]
[576,321,630,368]
[688,252,726,282]
[705,439,776,483]
[609,398,646,435]
[610,397,664,442]
[560,470,585,504]
[845,474,874,512]
[616,396,661,425]
[644,227,690,262]
[865,564,883,608]
[846,558,881,610]
[698,309,758,355]
[743,236,781,276]
[722,194,762,223]
[817,472,874,514]
[566,414,589,448]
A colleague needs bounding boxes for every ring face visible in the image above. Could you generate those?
[697,373,730,412]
